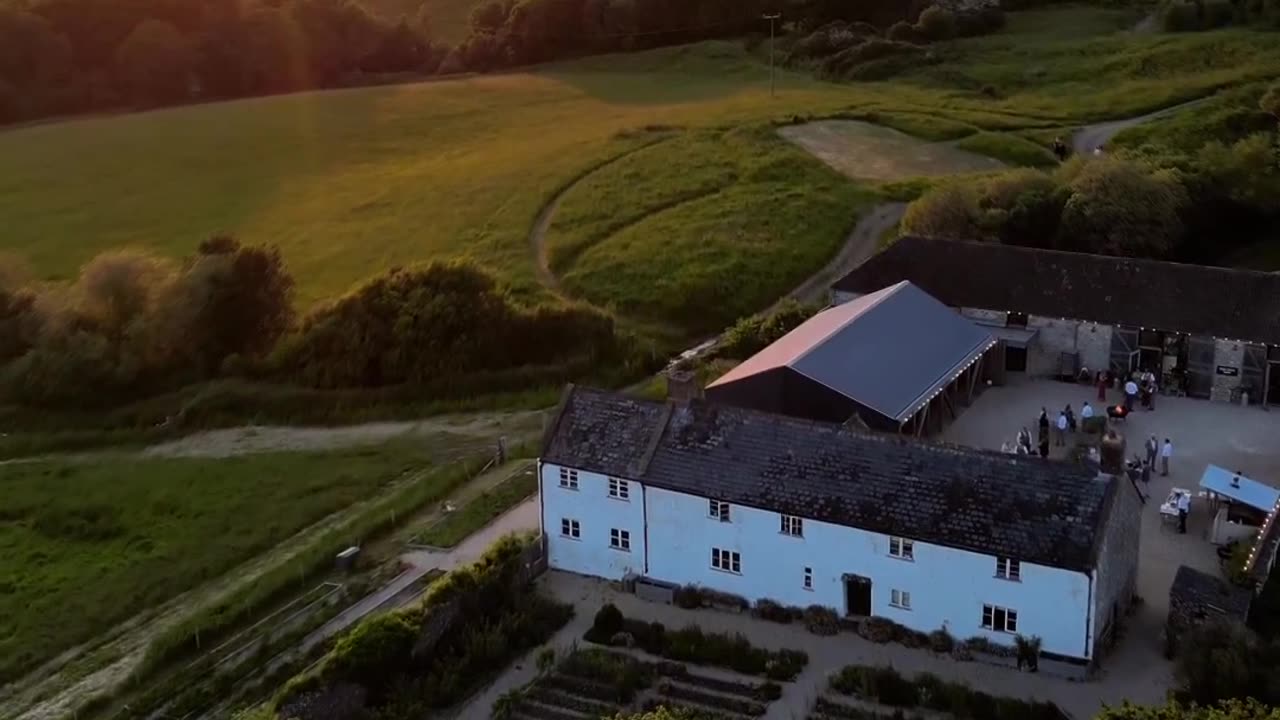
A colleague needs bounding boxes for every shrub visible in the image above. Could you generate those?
[887,20,920,42]
[1015,634,1043,671]
[822,39,922,77]
[594,603,624,638]
[859,616,905,644]
[714,300,817,361]
[916,6,957,41]
[673,585,704,609]
[1056,157,1186,258]
[804,605,840,636]
[752,598,802,624]
[660,681,767,715]
[927,629,955,653]
[1162,2,1203,31]
[901,185,980,241]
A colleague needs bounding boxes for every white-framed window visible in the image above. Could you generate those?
[982,604,1018,633]
[888,536,914,560]
[560,518,580,539]
[608,477,630,501]
[780,514,804,537]
[711,547,741,574]
[996,557,1021,581]
[709,499,731,522]
[610,528,631,551]
[558,467,579,490]
[890,589,911,610]
[803,566,813,590]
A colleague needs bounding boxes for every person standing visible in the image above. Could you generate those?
[1162,437,1173,476]
[1124,378,1138,411]
[1177,490,1190,534]
[1140,458,1152,492]
[1096,372,1107,402]
[1055,411,1068,446]
[1018,426,1032,454]
[1038,433,1050,458]
[1081,401,1094,420]
[1145,435,1158,467]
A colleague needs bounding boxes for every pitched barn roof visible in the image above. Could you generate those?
[833,237,1280,345]
[542,386,1114,572]
[708,281,995,423]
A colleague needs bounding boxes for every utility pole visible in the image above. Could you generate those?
[763,12,781,97]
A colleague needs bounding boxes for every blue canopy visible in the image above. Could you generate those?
[1200,464,1280,513]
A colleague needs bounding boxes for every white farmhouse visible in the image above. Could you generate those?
[539,385,1142,669]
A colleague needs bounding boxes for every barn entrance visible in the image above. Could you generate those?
[843,574,872,617]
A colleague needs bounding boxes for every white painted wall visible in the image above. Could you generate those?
[642,485,1094,660]
[540,462,646,581]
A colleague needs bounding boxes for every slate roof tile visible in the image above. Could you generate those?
[543,386,1113,571]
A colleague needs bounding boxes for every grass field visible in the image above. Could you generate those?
[0,442,442,685]
[3,6,1280,334]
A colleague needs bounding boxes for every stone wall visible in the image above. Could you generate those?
[1091,470,1143,659]
[1027,316,1079,377]
[1211,339,1244,403]
[1075,322,1113,376]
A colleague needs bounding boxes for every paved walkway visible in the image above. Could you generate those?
[461,571,1171,720]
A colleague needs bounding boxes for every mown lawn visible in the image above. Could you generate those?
[414,467,538,547]
[0,442,445,684]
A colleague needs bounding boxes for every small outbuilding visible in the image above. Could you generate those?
[1166,564,1252,656]
[706,281,997,434]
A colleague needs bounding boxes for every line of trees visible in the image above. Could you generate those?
[0,239,620,410]
[0,0,964,124]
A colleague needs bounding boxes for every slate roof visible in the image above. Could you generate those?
[1170,565,1252,619]
[542,385,1114,571]
[832,236,1280,345]
[708,282,995,422]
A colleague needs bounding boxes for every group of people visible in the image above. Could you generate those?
[1095,368,1160,412]
[1003,402,1097,458]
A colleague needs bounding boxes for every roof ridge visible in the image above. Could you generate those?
[791,281,908,365]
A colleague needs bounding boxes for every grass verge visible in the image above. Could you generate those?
[413,466,538,548]
[953,131,1057,167]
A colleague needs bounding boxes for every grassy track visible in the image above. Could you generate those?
[413,467,538,548]
[0,442,443,685]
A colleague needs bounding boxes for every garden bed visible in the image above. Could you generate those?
[659,680,766,716]
[828,664,1068,720]
[584,604,808,680]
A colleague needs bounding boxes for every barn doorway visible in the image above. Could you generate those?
[844,574,872,617]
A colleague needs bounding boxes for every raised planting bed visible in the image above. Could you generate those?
[543,673,630,704]
[672,667,783,702]
[643,698,748,720]
[813,695,923,720]
[660,680,767,716]
[527,685,622,717]
[511,701,585,720]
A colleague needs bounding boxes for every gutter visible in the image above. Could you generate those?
[642,483,650,575]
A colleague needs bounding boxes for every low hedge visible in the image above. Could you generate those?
[543,673,625,703]
[556,649,655,702]
[660,680,767,716]
[829,665,1066,720]
[677,669,782,702]
[585,607,808,680]
[527,685,621,716]
[814,695,923,719]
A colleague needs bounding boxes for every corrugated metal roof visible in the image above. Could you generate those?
[709,282,994,422]
[1200,464,1280,513]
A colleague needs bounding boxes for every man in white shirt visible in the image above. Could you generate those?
[1081,402,1094,419]
[1162,438,1173,477]
[1055,411,1068,446]
[1176,490,1190,534]
[1124,379,1139,411]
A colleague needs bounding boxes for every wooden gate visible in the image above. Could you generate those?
[1243,343,1266,405]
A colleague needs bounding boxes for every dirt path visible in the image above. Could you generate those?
[1071,98,1206,154]
[141,409,545,458]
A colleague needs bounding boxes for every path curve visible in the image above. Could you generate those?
[1071,98,1206,155]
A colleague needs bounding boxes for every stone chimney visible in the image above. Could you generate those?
[666,369,704,404]
[1099,429,1126,476]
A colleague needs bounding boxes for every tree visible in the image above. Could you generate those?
[1261,83,1280,124]
[901,185,980,240]
[114,19,193,104]
[915,5,957,41]
[0,6,73,118]
[1196,134,1280,214]
[975,169,1066,248]
[76,249,173,346]
[1097,699,1280,720]
[1056,157,1186,258]
[471,0,512,33]
[1176,621,1258,705]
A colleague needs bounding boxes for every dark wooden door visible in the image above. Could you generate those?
[1187,336,1215,399]
[1243,344,1266,404]
[844,575,872,617]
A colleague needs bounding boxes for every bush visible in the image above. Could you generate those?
[594,603,624,638]
[714,300,817,361]
[1162,2,1204,31]
[901,185,980,241]
[928,629,955,654]
[1056,157,1187,258]
[887,20,921,42]
[831,663,1067,718]
[916,6,957,41]
[660,681,767,715]
[822,39,922,77]
[752,598,802,624]
[673,585,704,609]
[804,605,840,636]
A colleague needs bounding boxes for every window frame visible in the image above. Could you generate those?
[608,477,630,501]
[982,604,1018,633]
[709,499,731,522]
[609,528,631,552]
[888,536,915,561]
[996,556,1021,581]
[560,518,580,539]
[558,467,579,490]
[780,514,804,537]
[803,566,813,590]
[890,589,911,610]
[711,547,742,574]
